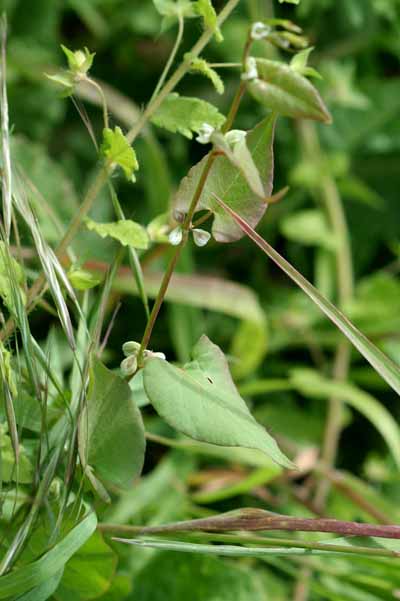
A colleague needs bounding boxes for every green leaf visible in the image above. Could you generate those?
[215,196,400,397]
[290,368,400,469]
[153,0,195,18]
[54,531,117,601]
[85,218,149,250]
[174,115,275,242]
[151,93,225,139]
[68,267,102,290]
[0,511,97,599]
[100,126,139,181]
[248,58,331,123]
[280,209,337,249]
[15,571,63,601]
[278,0,300,4]
[78,357,146,490]
[193,0,223,42]
[187,55,224,94]
[143,335,293,468]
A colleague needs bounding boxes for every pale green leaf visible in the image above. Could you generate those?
[278,0,300,4]
[100,126,139,181]
[194,0,223,42]
[78,357,146,490]
[280,209,337,249]
[290,368,400,469]
[187,55,224,94]
[151,93,225,138]
[174,115,275,242]
[143,336,293,467]
[85,218,149,250]
[248,58,331,123]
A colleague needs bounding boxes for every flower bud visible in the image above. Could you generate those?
[120,354,138,377]
[169,226,183,246]
[192,228,211,247]
[122,340,141,357]
[251,22,271,41]
[241,57,258,82]
[196,123,215,144]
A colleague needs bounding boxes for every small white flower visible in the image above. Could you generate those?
[251,21,271,41]
[225,129,247,148]
[241,57,258,82]
[192,228,211,247]
[169,226,183,246]
[196,122,215,144]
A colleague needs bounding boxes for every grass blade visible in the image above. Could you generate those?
[0,15,12,240]
[214,195,400,396]
[0,511,97,598]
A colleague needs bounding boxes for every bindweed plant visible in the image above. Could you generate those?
[1,1,400,599]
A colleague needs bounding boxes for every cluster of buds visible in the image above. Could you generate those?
[120,341,166,377]
[169,209,211,248]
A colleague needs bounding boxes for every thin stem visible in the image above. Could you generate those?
[149,14,184,104]
[208,62,242,68]
[86,77,109,129]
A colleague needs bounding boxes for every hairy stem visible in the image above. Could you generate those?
[149,14,184,104]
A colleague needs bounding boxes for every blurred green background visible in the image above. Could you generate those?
[3,1,400,598]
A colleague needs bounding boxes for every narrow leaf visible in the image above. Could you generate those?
[0,512,97,599]
[143,335,293,467]
[215,196,400,396]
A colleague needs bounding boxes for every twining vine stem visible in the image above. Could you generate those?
[0,0,241,344]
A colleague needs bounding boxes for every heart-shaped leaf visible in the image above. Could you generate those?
[248,58,331,123]
[143,336,293,468]
[78,357,146,490]
[174,115,275,242]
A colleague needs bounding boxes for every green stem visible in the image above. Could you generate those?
[149,14,184,105]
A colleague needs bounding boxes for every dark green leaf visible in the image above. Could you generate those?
[78,357,146,490]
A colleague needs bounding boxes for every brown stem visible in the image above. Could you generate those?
[99,509,400,540]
